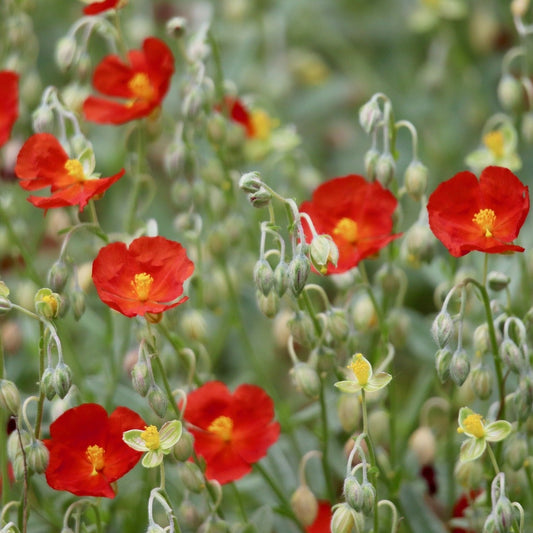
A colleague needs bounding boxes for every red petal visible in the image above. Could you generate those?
[83,0,121,15]
[0,70,18,147]
[83,97,153,124]
[306,501,332,533]
[184,381,232,429]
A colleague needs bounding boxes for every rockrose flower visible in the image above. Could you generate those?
[300,174,401,274]
[43,403,145,498]
[183,381,280,484]
[83,37,174,124]
[15,133,125,212]
[82,0,127,15]
[92,236,194,318]
[427,166,529,257]
[0,70,18,147]
[306,501,332,533]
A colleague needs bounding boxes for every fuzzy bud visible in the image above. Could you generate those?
[331,503,361,533]
[364,149,380,181]
[513,377,533,421]
[375,264,404,296]
[290,362,321,399]
[32,105,54,133]
[239,171,263,193]
[360,482,376,516]
[454,459,484,489]
[47,260,70,292]
[359,99,382,133]
[351,294,378,332]
[254,259,274,296]
[25,439,50,474]
[248,186,272,208]
[131,361,150,397]
[181,310,207,342]
[326,308,349,342]
[404,160,428,201]
[40,367,56,401]
[7,429,31,463]
[473,323,491,355]
[0,379,20,415]
[487,271,510,292]
[500,338,525,374]
[408,426,436,466]
[256,289,279,318]
[309,234,338,274]
[53,362,72,399]
[55,36,78,72]
[173,428,194,462]
[493,496,514,532]
[375,152,395,187]
[288,312,316,348]
[343,475,363,511]
[34,288,61,319]
[521,111,533,143]
[177,500,204,531]
[166,16,187,38]
[290,485,318,527]
[402,223,435,267]
[470,365,493,400]
[147,385,168,418]
[273,261,289,297]
[288,254,310,297]
[70,288,86,321]
[450,349,470,387]
[337,393,361,433]
[178,462,206,493]
[497,75,524,113]
[431,311,454,348]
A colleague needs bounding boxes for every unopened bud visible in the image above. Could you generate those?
[343,475,363,511]
[177,500,204,530]
[256,289,279,318]
[290,485,318,527]
[337,393,361,433]
[181,309,207,341]
[497,75,524,113]
[364,148,380,181]
[254,259,274,296]
[504,432,527,471]
[402,223,435,267]
[360,482,375,516]
[7,429,31,463]
[326,308,349,342]
[500,338,525,374]
[41,367,56,401]
[147,385,168,418]
[0,379,20,415]
[131,361,150,397]
[70,288,86,321]
[454,459,484,489]
[25,439,49,473]
[166,16,187,38]
[178,461,205,493]
[431,311,454,348]
[450,349,470,387]
[331,503,360,533]
[513,377,533,421]
[55,36,78,72]
[288,312,316,348]
[309,234,338,274]
[288,253,310,297]
[53,362,72,399]
[521,111,533,143]
[493,496,514,531]
[47,260,70,292]
[408,426,436,466]
[290,362,321,399]
[487,271,510,292]
[173,428,194,461]
[359,99,382,134]
[375,264,404,295]
[473,323,491,355]
[206,113,227,144]
[375,153,395,187]
[351,294,377,332]
[248,186,272,208]
[404,160,428,201]
[470,365,493,400]
[32,105,54,133]
[273,261,289,297]
[512,0,530,17]
[34,288,61,319]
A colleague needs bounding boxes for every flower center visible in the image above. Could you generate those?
[347,353,371,386]
[333,217,358,244]
[141,425,160,451]
[131,272,154,302]
[42,294,58,315]
[461,414,485,439]
[472,208,496,238]
[127,72,155,101]
[208,415,234,442]
[64,159,85,181]
[86,444,105,475]
[483,130,504,159]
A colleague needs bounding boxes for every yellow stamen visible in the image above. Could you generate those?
[141,425,160,451]
[128,72,155,101]
[86,445,105,475]
[472,208,496,238]
[42,294,58,315]
[347,353,371,386]
[333,217,358,244]
[131,272,154,302]
[459,413,485,438]
[208,415,234,442]
[483,130,505,159]
[64,159,85,181]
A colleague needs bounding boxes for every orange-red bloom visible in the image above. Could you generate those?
[15,133,125,212]
[427,166,529,257]
[44,403,145,498]
[219,96,255,137]
[92,236,194,318]
[0,70,18,148]
[300,174,401,274]
[183,381,280,484]
[83,0,125,15]
[83,37,174,124]
[306,501,332,533]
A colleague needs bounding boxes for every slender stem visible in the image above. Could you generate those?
[160,462,166,490]
[152,355,181,419]
[126,122,146,234]
[361,390,379,533]
[230,482,248,522]
[486,444,500,475]
[318,376,334,502]
[34,322,46,440]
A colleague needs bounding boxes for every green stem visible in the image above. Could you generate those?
[160,462,166,490]
[230,482,248,522]
[486,444,500,475]
[126,122,146,234]
[152,355,181,419]
[361,390,379,533]
[318,377,335,503]
[34,322,46,440]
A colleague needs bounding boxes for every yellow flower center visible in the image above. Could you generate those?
[333,217,358,244]
[250,109,278,140]
[131,272,154,302]
[128,72,155,101]
[472,208,496,238]
[42,294,58,315]
[141,425,160,451]
[460,413,485,439]
[208,415,234,442]
[86,444,105,475]
[483,130,505,159]
[64,159,85,181]
[347,353,371,386]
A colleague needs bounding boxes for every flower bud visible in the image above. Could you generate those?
[290,484,318,527]
[497,75,524,113]
[173,428,194,462]
[431,311,454,348]
[470,365,493,400]
[177,500,204,530]
[288,254,310,297]
[12,454,25,481]
[408,426,436,466]
[0,379,20,415]
[55,36,78,72]
[247,186,272,208]
[493,496,514,532]
[364,148,380,180]
[131,361,150,397]
[351,294,377,332]
[359,99,382,133]
[375,264,404,295]
[486,271,510,292]
[521,111,533,143]
[32,105,54,133]
[375,152,395,187]
[7,428,32,463]
[504,432,527,471]
[47,260,70,292]
[53,362,72,399]
[435,347,453,382]
[147,385,168,418]
[206,113,227,145]
[500,338,525,374]
[309,234,338,274]
[288,312,316,348]
[34,288,61,319]
[511,0,530,16]
[255,289,279,318]
[70,288,86,321]
[273,261,289,297]
[40,367,56,401]
[402,223,435,267]
[25,439,49,474]
[337,393,361,433]
[254,259,274,296]
[290,362,321,399]
[326,308,349,342]
[473,323,491,355]
[166,16,187,38]
[404,160,428,201]
[343,475,363,511]
[331,503,360,533]
[178,462,206,493]
[181,309,208,342]
[360,482,376,516]
[450,349,470,387]
[513,377,533,421]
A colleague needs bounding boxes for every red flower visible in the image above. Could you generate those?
[43,403,145,498]
[15,133,125,212]
[92,236,194,318]
[83,0,126,15]
[0,70,18,148]
[83,37,174,124]
[427,166,529,257]
[219,96,255,137]
[306,501,332,533]
[183,381,280,484]
[299,174,401,274]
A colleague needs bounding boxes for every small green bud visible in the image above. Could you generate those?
[454,459,484,489]
[404,160,428,201]
[343,475,363,511]
[431,311,454,348]
[273,261,289,297]
[290,484,318,527]
[47,260,70,292]
[288,311,316,348]
[53,362,72,399]
[0,379,21,415]
[177,500,204,530]
[55,36,78,72]
[290,362,321,399]
[253,259,274,296]
[247,186,272,208]
[487,271,510,292]
[493,497,514,531]
[375,264,404,295]
[435,347,453,382]
[181,309,207,341]
[521,111,533,143]
[12,454,25,481]
[408,426,436,466]
[288,254,310,297]
[504,432,527,471]
[375,152,395,187]
[147,385,168,418]
[70,288,86,321]
[326,308,349,342]
[25,439,50,474]
[309,234,338,274]
[331,503,361,533]
[41,367,56,401]
[173,428,194,461]
[402,223,435,267]
[473,323,491,355]
[351,294,377,332]
[7,429,32,463]
[32,105,54,133]
[497,74,524,113]
[470,365,493,400]
[34,288,61,319]
[450,349,470,387]
[360,482,376,516]
[255,289,279,318]
[178,461,206,493]
[513,377,533,421]
[359,99,382,134]
[206,113,227,144]
[500,338,525,374]
[364,148,380,180]
[131,361,150,397]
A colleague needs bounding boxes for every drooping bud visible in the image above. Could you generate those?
[497,75,524,113]
[493,496,514,532]
[359,99,382,134]
[487,271,510,292]
[181,310,208,342]
[290,362,321,399]
[173,428,194,462]
[53,362,73,399]
[401,223,435,267]
[166,16,187,38]
[255,289,279,318]
[40,367,56,401]
[34,288,62,319]
[435,347,453,382]
[351,294,377,332]
[288,311,316,348]
[470,365,493,400]
[253,259,274,296]
[47,260,70,292]
[404,160,428,201]
[147,385,168,418]
[290,484,318,527]
[178,461,206,493]
[70,288,86,321]
[449,349,470,387]
[375,264,404,296]
[177,500,204,531]
[359,482,376,516]
[500,338,525,374]
[7,428,31,463]
[55,36,78,72]
[247,186,272,208]
[473,323,491,355]
[287,253,310,297]
[408,426,436,466]
[32,105,55,133]
[131,361,150,397]
[25,439,50,474]
[343,475,363,511]
[0,379,20,415]
[431,311,454,348]
[375,152,395,187]
[326,308,349,342]
[309,234,338,274]
[337,393,361,433]
[330,503,361,533]
[364,148,380,181]
[521,111,533,143]
[273,261,289,297]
